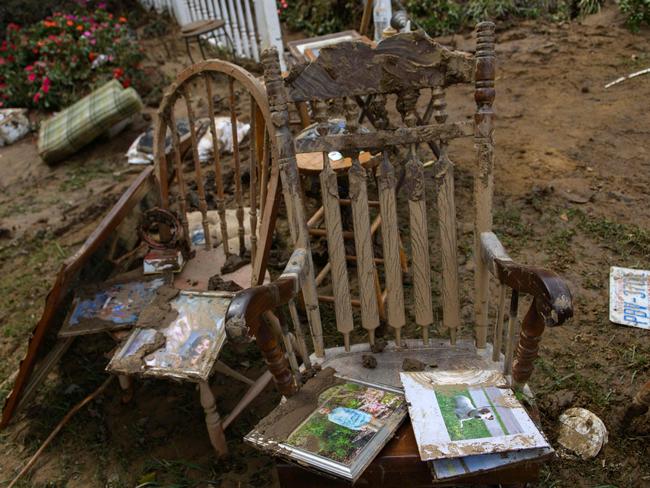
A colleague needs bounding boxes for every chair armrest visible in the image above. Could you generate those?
[480,232,572,326]
[225,249,309,396]
[480,232,573,386]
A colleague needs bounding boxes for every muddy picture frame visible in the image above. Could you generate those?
[58,272,170,337]
[107,290,233,382]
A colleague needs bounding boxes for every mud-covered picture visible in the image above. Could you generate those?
[285,383,403,466]
[434,387,522,441]
[110,291,230,379]
[65,278,166,331]
[142,292,229,375]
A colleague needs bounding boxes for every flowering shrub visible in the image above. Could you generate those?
[0,7,143,110]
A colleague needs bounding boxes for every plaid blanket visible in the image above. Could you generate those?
[38,79,142,164]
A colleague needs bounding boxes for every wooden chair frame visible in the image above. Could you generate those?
[227,27,573,485]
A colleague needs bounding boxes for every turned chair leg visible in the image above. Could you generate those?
[118,375,134,404]
[199,380,228,457]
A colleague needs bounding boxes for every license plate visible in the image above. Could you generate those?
[609,266,650,329]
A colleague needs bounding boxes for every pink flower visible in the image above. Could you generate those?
[24,65,34,72]
[28,72,36,82]
[42,77,51,93]
[33,92,41,103]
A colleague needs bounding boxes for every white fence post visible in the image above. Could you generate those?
[254,0,285,71]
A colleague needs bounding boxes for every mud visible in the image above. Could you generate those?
[402,358,427,372]
[252,367,341,441]
[361,353,377,369]
[109,330,166,373]
[135,285,180,329]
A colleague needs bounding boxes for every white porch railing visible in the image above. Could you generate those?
[138,0,284,69]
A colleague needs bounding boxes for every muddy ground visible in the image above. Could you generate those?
[1,6,649,487]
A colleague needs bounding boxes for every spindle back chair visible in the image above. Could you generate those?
[227,24,573,484]
[154,60,277,290]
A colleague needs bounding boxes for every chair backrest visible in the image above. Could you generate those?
[262,24,497,357]
[154,60,277,286]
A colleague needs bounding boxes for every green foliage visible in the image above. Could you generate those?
[279,0,363,36]
[0,6,144,110]
[619,0,650,30]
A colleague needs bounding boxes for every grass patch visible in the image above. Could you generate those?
[494,206,531,250]
[59,159,116,192]
[567,208,650,261]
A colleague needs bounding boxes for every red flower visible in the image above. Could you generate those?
[0,57,5,66]
[119,16,127,23]
[76,25,83,31]
[121,77,131,88]
[25,65,34,72]
[7,55,14,63]
[42,77,51,93]
[7,23,20,32]
[113,67,124,78]
[89,52,97,61]
[33,92,42,103]
[67,20,74,26]
[28,72,36,82]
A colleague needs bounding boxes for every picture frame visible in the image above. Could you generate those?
[107,290,233,382]
[59,273,168,337]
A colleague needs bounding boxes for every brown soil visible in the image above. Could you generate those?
[1,6,650,487]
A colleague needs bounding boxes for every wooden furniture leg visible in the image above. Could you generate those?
[199,380,228,457]
[117,375,134,404]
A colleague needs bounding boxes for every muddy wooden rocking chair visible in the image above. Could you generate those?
[227,23,573,486]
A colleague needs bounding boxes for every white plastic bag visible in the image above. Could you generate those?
[198,116,250,162]
[0,109,30,146]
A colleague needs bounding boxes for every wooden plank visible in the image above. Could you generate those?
[348,155,380,345]
[473,22,496,349]
[319,152,354,350]
[492,283,507,362]
[204,74,230,256]
[406,152,434,344]
[294,122,472,154]
[182,85,211,250]
[377,152,406,345]
[229,78,247,256]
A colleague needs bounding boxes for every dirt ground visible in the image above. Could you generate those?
[0,6,649,487]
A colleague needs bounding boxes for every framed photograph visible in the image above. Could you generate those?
[107,290,232,381]
[59,274,167,337]
[400,370,550,461]
[246,368,407,482]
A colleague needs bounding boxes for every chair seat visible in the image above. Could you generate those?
[296,150,377,175]
[181,19,226,37]
[310,338,503,391]
[174,247,269,291]
[276,420,542,487]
